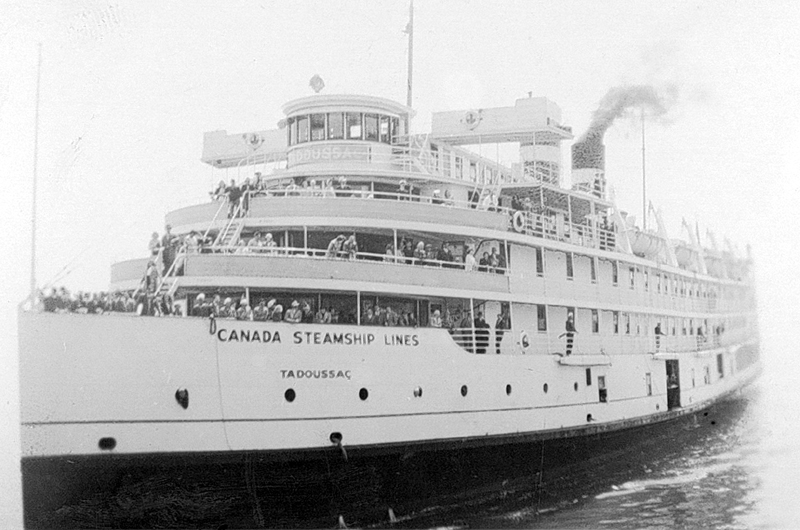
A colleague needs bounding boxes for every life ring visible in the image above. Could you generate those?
[512,211,526,232]
[520,330,530,352]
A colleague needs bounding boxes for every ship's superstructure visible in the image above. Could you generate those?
[19,93,759,516]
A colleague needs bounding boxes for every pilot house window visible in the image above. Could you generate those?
[364,113,379,141]
[310,114,326,141]
[327,113,344,139]
[346,112,362,139]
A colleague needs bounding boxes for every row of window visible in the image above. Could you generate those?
[547,249,746,302]
[287,112,401,145]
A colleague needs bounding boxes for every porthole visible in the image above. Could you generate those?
[461,385,468,397]
[284,388,296,402]
[586,414,593,422]
[359,388,369,401]
[543,383,549,394]
[506,384,512,396]
[574,382,579,391]
[413,386,423,398]
[98,437,116,450]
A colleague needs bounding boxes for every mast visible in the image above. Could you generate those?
[641,107,646,231]
[406,0,414,109]
[30,43,42,303]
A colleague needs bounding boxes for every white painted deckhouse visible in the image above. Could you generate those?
[20,92,759,497]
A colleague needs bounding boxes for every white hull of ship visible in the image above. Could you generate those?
[19,311,760,461]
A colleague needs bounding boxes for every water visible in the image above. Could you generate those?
[376,368,800,530]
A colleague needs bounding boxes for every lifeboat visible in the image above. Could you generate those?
[672,240,699,268]
[627,228,664,258]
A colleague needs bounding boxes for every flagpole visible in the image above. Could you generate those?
[641,107,646,231]
[30,42,42,303]
[406,0,414,109]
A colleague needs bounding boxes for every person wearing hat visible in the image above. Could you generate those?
[236,298,253,321]
[253,299,269,321]
[220,297,235,319]
[284,300,302,323]
[270,303,284,322]
[161,224,177,273]
[326,235,345,259]
[192,293,208,317]
[148,231,160,258]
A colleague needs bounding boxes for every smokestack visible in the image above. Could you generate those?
[572,84,677,170]
[572,132,605,170]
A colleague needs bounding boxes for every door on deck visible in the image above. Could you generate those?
[666,360,681,409]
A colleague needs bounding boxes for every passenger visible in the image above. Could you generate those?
[474,311,491,354]
[235,239,249,254]
[558,314,577,356]
[326,235,346,259]
[240,177,253,214]
[248,232,263,251]
[236,299,253,321]
[143,260,159,294]
[161,225,177,273]
[329,307,339,323]
[430,309,443,328]
[376,306,388,326]
[424,244,435,266]
[342,234,359,260]
[479,252,490,272]
[270,303,284,322]
[398,179,409,200]
[226,180,242,217]
[335,177,351,197]
[497,248,507,273]
[284,300,302,323]
[384,243,395,263]
[148,232,161,258]
[436,243,454,267]
[211,294,223,316]
[264,233,277,255]
[220,297,235,319]
[489,248,500,273]
[363,307,375,325]
[464,248,476,272]
[432,190,443,205]
[301,301,314,323]
[385,306,399,326]
[192,293,207,317]
[413,241,426,265]
[407,311,418,327]
[323,178,336,198]
[402,238,414,263]
[495,310,510,354]
[253,299,269,321]
[443,189,454,207]
[654,322,666,351]
[210,180,227,201]
[186,231,201,254]
[315,306,329,323]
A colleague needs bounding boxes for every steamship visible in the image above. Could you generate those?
[19,92,760,524]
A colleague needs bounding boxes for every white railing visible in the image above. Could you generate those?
[199,245,511,275]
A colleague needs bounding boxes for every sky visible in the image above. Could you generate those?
[1,1,799,526]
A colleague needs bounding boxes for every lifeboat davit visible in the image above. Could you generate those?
[627,228,664,258]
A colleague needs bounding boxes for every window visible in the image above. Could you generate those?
[644,270,649,291]
[537,304,547,331]
[598,376,607,403]
[390,117,400,142]
[310,113,325,141]
[657,273,661,293]
[535,247,544,276]
[346,112,362,139]
[704,365,711,384]
[591,309,599,333]
[455,157,463,179]
[612,261,618,285]
[364,113,379,141]
[646,373,652,396]
[612,311,619,334]
[586,368,592,386]
[717,354,724,378]
[590,257,597,282]
[327,112,344,140]
[689,319,694,335]
[566,252,574,279]
[629,267,635,289]
[682,319,687,335]
[691,368,696,388]
[289,117,297,145]
[379,116,390,143]
[625,313,631,334]
[296,115,309,144]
